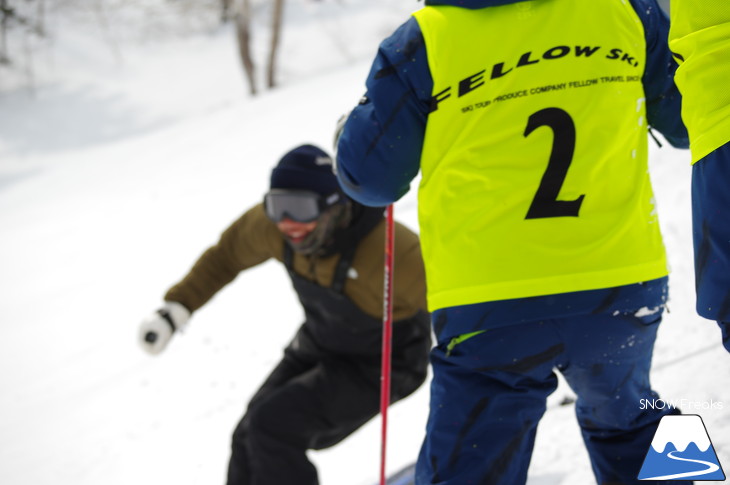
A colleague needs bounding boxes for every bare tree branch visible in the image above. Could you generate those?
[266,0,284,89]
[1,0,13,63]
[235,0,256,95]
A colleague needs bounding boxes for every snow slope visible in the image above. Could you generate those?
[0,1,728,484]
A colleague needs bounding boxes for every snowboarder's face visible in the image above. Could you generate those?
[276,218,318,245]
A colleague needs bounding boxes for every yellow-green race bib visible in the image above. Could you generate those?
[413,0,667,311]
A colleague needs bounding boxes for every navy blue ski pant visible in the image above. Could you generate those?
[415,309,689,485]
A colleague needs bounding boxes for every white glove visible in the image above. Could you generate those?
[138,301,191,355]
[332,110,352,173]
[333,111,350,148]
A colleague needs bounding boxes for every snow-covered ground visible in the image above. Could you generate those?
[0,1,728,484]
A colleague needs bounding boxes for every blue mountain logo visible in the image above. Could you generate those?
[638,414,726,481]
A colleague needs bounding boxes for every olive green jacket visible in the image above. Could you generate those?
[165,203,427,322]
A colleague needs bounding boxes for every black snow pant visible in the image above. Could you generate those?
[226,242,431,485]
[225,331,428,485]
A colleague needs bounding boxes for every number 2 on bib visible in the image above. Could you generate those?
[524,107,585,219]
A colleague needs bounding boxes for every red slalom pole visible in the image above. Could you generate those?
[379,204,395,485]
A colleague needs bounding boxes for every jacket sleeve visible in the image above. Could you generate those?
[630,0,689,148]
[164,204,281,312]
[336,17,433,207]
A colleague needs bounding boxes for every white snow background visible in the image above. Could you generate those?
[0,1,728,484]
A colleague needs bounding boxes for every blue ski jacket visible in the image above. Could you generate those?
[334,0,689,339]
[336,0,689,207]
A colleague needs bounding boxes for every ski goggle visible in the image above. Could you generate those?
[263,189,342,223]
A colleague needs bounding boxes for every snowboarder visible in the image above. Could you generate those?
[138,144,431,485]
[334,0,692,484]
[669,1,730,354]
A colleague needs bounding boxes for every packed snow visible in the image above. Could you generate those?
[0,1,728,484]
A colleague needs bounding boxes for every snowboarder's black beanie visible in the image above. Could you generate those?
[270,144,340,197]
